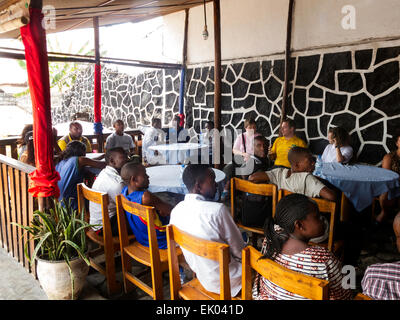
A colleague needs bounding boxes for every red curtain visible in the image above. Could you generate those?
[21,8,60,198]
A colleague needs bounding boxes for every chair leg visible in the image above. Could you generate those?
[120,251,134,294]
[104,248,120,296]
[151,268,164,300]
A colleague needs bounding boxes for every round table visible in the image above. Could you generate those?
[85,152,105,160]
[148,143,209,165]
[314,162,400,212]
[146,165,226,195]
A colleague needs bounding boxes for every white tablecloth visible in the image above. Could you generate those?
[148,143,209,165]
[85,152,104,160]
[146,165,226,195]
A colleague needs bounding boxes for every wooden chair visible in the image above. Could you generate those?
[76,183,134,296]
[115,194,182,300]
[166,224,237,300]
[242,246,372,300]
[241,246,329,300]
[230,177,277,246]
[277,189,340,253]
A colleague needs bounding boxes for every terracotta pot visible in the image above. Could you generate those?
[36,256,89,300]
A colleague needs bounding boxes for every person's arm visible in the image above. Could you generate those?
[142,191,173,217]
[233,134,250,161]
[78,157,106,170]
[248,171,270,184]
[381,153,392,170]
[268,139,277,160]
[319,186,336,201]
[219,206,246,261]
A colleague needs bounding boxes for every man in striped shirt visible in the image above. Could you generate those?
[361,212,400,300]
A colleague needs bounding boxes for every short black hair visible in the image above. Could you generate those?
[113,119,124,126]
[182,164,212,191]
[105,147,126,165]
[152,118,161,127]
[282,118,296,129]
[120,162,144,185]
[287,146,312,166]
[254,135,268,145]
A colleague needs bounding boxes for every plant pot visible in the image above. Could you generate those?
[36,256,89,300]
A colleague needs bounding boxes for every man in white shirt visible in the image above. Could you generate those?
[105,119,135,155]
[89,147,129,236]
[140,118,166,165]
[170,164,246,297]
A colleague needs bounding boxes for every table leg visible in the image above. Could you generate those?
[340,193,351,222]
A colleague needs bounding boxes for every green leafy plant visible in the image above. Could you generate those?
[12,198,99,299]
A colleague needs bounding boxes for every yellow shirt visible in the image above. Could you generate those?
[57,134,92,153]
[271,136,307,168]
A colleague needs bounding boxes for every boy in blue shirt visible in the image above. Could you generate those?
[120,162,172,249]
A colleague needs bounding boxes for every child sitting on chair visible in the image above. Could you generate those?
[120,162,173,249]
[253,193,352,300]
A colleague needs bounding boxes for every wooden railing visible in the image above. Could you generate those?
[0,154,37,277]
[0,129,143,159]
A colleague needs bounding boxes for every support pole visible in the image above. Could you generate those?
[93,16,103,152]
[178,9,189,128]
[213,0,222,168]
[21,0,60,209]
[280,0,295,124]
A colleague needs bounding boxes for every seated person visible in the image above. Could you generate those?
[249,146,336,201]
[222,118,261,200]
[19,130,35,166]
[89,147,129,236]
[249,146,336,243]
[52,127,62,155]
[55,141,106,210]
[253,193,352,300]
[140,117,166,165]
[237,135,274,228]
[321,126,353,164]
[105,119,136,156]
[377,131,400,223]
[199,120,215,165]
[170,164,246,297]
[17,124,33,160]
[361,211,400,300]
[166,115,190,164]
[57,121,92,153]
[268,118,307,169]
[120,162,172,249]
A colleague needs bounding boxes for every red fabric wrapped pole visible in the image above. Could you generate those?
[94,64,101,123]
[21,8,60,198]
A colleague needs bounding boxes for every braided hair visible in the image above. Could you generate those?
[261,193,319,261]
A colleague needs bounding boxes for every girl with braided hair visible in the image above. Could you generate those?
[253,193,352,300]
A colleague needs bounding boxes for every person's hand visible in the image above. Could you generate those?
[243,153,251,162]
[268,144,272,154]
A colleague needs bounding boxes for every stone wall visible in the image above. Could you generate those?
[53,44,400,165]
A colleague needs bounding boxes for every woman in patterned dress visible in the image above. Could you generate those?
[252,193,352,300]
[377,131,400,224]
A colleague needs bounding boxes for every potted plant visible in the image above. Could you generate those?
[13,198,96,300]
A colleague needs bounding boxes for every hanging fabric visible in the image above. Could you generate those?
[20,7,60,198]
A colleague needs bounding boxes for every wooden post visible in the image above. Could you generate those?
[182,9,189,66]
[280,0,295,124]
[93,16,103,152]
[213,0,222,169]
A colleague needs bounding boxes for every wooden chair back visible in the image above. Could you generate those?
[166,224,232,300]
[241,246,329,300]
[277,189,337,251]
[77,183,120,295]
[230,177,277,236]
[115,194,163,299]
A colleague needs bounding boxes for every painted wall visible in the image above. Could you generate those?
[162,0,400,64]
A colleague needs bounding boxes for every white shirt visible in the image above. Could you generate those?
[321,144,353,164]
[89,166,125,231]
[140,126,166,164]
[169,194,246,297]
[266,168,326,198]
[105,132,135,153]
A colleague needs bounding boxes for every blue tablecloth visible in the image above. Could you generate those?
[314,162,400,212]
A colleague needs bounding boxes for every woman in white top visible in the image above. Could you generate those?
[321,126,353,164]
